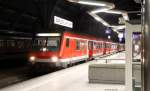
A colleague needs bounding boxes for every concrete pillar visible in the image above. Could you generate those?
[143,0,150,90]
[125,23,141,91]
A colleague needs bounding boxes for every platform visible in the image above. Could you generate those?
[1,52,125,91]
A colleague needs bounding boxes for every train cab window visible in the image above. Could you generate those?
[66,38,69,48]
[33,37,60,51]
[76,40,80,50]
[47,37,60,51]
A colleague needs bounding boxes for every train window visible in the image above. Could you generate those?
[17,41,25,48]
[97,43,99,49]
[33,37,60,51]
[88,41,93,50]
[99,43,100,48]
[47,37,60,51]
[101,43,103,48]
[47,40,57,46]
[112,44,114,49]
[66,38,69,48]
[0,40,4,47]
[97,43,100,49]
[7,40,15,47]
[33,38,47,47]
[94,42,96,49]
[100,43,101,48]
[106,43,108,48]
[76,40,80,50]
[96,43,99,49]
[80,41,85,49]
[24,40,31,48]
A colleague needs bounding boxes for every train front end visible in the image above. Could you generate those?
[28,33,61,67]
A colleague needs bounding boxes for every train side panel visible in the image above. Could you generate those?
[59,32,88,67]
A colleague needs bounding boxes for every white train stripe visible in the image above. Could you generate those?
[60,55,88,62]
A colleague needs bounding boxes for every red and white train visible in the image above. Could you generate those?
[28,32,124,68]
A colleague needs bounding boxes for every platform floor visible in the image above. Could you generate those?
[1,52,125,91]
[96,51,125,64]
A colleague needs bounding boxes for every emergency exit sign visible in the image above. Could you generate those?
[54,16,73,28]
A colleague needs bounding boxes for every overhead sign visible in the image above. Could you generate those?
[54,16,73,28]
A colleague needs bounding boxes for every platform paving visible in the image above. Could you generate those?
[1,52,125,91]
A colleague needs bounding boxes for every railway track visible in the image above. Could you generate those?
[0,66,31,88]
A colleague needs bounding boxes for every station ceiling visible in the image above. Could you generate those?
[0,0,141,42]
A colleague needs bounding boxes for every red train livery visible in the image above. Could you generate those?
[28,32,124,68]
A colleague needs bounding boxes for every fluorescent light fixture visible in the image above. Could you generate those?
[104,10,123,14]
[66,0,79,3]
[90,8,109,14]
[67,0,114,8]
[91,9,129,21]
[88,12,126,34]
[88,12,110,26]
[36,33,61,37]
[112,29,119,34]
[78,1,106,6]
[103,10,129,21]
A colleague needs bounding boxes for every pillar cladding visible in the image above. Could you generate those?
[144,0,150,91]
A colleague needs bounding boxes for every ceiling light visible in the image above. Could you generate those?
[103,10,129,21]
[104,10,123,14]
[88,12,110,26]
[67,0,115,8]
[78,1,106,6]
[90,8,109,14]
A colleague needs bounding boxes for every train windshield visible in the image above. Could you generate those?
[32,37,60,51]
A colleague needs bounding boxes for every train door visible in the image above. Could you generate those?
[88,41,93,59]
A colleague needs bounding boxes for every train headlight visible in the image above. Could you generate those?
[51,56,58,62]
[42,48,47,52]
[29,56,35,61]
